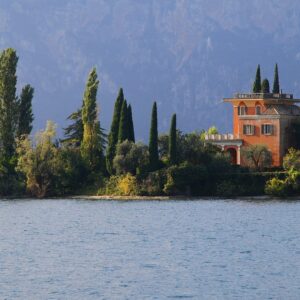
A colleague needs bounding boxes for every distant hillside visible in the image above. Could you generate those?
[1,0,300,139]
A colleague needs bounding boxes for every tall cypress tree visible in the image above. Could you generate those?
[261,78,270,93]
[17,84,34,138]
[272,63,280,93]
[81,67,103,170]
[118,99,128,143]
[0,48,19,159]
[252,64,261,93]
[149,102,159,171]
[127,104,135,142]
[169,113,177,165]
[106,88,124,174]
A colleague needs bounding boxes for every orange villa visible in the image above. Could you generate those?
[205,92,300,166]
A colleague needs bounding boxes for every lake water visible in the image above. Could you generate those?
[0,199,299,299]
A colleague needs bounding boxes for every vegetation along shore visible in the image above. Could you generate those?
[0,48,300,198]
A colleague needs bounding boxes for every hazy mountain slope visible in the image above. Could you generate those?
[1,0,300,139]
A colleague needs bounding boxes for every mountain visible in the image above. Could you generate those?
[1,0,300,140]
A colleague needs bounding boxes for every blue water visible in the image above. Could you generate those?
[0,199,299,299]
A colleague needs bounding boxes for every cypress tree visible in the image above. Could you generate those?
[272,63,280,93]
[106,88,124,174]
[252,64,261,93]
[118,99,128,143]
[0,48,19,159]
[81,67,103,170]
[261,78,270,93]
[17,84,34,138]
[127,104,135,142]
[149,102,159,171]
[169,113,177,165]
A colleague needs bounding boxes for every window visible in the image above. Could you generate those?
[238,106,247,115]
[256,106,261,115]
[261,124,274,135]
[243,125,255,135]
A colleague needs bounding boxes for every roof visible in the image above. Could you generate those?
[263,104,300,116]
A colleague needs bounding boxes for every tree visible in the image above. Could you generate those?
[261,78,270,93]
[149,102,159,171]
[113,140,149,175]
[252,64,261,93]
[127,104,135,142]
[242,144,272,170]
[61,109,83,147]
[169,114,177,165]
[16,121,59,197]
[207,126,218,135]
[272,63,280,93]
[118,99,128,143]
[81,67,104,171]
[17,84,34,138]
[0,48,19,159]
[106,88,124,174]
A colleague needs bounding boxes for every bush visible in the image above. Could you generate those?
[265,177,291,197]
[138,170,166,196]
[99,174,139,196]
[216,181,237,197]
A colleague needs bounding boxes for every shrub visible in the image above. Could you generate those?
[117,173,138,196]
[216,181,237,197]
[99,174,139,196]
[139,170,166,196]
[265,177,290,197]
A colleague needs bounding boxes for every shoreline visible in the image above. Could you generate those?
[68,195,297,201]
[1,195,300,201]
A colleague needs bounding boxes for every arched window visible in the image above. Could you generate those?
[238,104,247,115]
[256,106,261,115]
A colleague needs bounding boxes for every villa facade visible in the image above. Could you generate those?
[205,92,300,166]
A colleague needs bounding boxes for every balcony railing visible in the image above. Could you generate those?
[204,134,237,141]
[233,93,293,100]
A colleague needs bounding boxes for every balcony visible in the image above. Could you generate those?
[204,133,235,141]
[233,93,293,100]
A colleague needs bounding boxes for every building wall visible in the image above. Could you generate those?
[231,99,295,166]
[237,117,281,166]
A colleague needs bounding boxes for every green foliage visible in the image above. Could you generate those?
[163,162,207,195]
[283,148,300,171]
[17,84,34,138]
[216,181,237,198]
[169,113,177,165]
[80,68,104,171]
[16,121,59,197]
[139,170,167,196]
[53,147,89,195]
[149,102,159,171]
[61,109,83,147]
[261,78,270,93]
[0,157,23,196]
[272,63,280,93]
[252,64,261,93]
[0,48,19,159]
[113,140,149,175]
[127,104,135,142]
[265,177,290,197]
[159,131,221,166]
[118,99,128,143]
[207,126,218,135]
[106,88,124,174]
[242,144,272,170]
